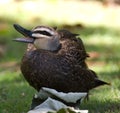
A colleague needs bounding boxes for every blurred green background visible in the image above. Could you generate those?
[0,0,120,113]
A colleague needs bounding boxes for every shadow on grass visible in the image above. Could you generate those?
[60,24,120,37]
[79,26,120,37]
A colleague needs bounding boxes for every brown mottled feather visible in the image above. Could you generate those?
[20,29,108,93]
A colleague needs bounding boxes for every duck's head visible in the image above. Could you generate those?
[13,24,60,51]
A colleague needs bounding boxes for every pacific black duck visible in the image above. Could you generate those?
[13,24,110,93]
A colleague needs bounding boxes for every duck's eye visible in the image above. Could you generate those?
[33,31,52,36]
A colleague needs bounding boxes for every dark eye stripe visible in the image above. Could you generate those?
[33,31,52,36]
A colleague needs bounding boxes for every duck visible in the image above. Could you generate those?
[13,24,110,93]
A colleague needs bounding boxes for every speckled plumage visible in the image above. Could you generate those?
[13,24,109,93]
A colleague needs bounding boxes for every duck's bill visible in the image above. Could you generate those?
[13,37,34,43]
[13,24,32,37]
[13,24,34,43]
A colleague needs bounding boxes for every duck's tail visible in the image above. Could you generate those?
[94,78,111,88]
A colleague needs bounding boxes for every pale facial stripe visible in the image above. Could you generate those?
[32,33,51,39]
[33,28,54,35]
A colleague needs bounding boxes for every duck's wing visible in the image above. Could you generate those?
[58,29,88,54]
[66,65,110,92]
[59,38,88,67]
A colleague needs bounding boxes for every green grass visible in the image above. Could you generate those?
[0,71,35,113]
[0,0,120,113]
